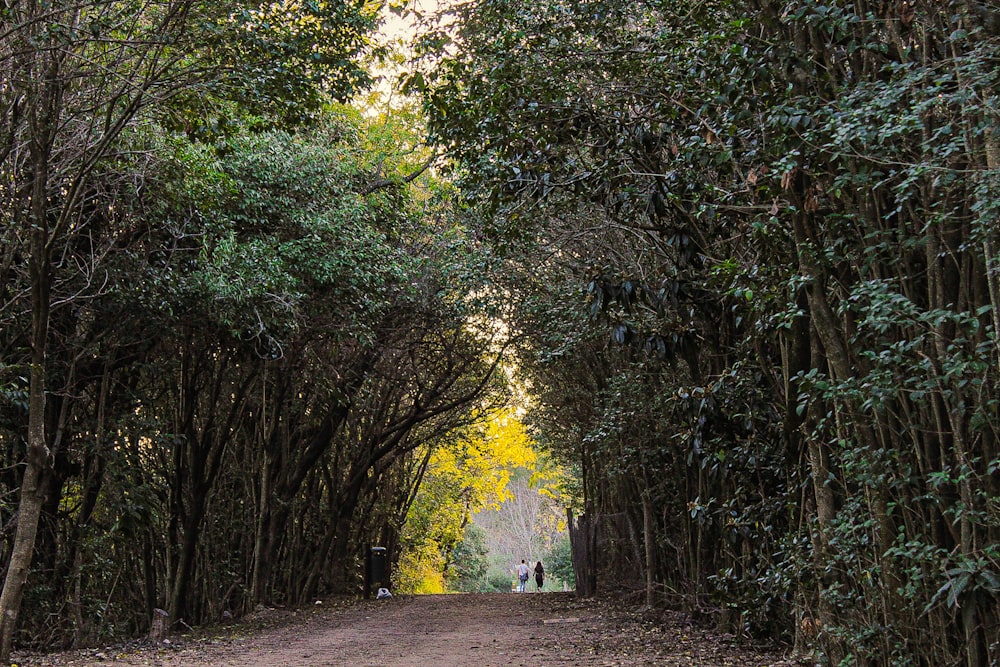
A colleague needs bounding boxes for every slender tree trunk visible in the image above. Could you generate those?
[926,223,985,666]
[642,493,655,608]
[169,506,204,625]
[0,447,46,660]
[789,201,843,541]
[250,456,273,608]
[142,533,157,627]
[567,508,596,597]
[300,522,341,601]
[0,133,53,661]
[983,129,1000,362]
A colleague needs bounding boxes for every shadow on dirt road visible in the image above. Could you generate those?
[14,592,799,666]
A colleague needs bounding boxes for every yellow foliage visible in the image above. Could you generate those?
[430,406,537,511]
[396,542,446,594]
[398,406,544,593]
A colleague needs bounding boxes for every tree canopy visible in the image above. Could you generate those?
[3,0,1000,664]
[0,0,507,653]
[414,0,1000,663]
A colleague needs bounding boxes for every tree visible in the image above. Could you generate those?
[417,0,1000,662]
[450,523,490,591]
[0,0,209,654]
[121,109,503,616]
[0,82,515,643]
[0,0,390,643]
[543,533,573,589]
[475,470,567,571]
[396,407,535,593]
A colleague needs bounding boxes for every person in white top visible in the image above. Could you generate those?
[516,560,530,592]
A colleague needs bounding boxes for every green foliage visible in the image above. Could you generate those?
[543,533,573,588]
[397,410,546,594]
[6,0,1000,662]
[418,0,1000,663]
[163,0,383,132]
[0,17,503,638]
[449,523,491,591]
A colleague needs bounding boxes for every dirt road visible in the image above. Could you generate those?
[14,593,797,666]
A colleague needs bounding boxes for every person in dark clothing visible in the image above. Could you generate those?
[533,561,544,591]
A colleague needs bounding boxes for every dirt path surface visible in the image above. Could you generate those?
[14,593,798,667]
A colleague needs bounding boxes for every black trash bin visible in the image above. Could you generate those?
[370,547,387,585]
[365,546,389,599]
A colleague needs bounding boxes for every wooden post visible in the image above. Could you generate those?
[363,546,372,600]
[642,494,655,608]
[567,509,595,597]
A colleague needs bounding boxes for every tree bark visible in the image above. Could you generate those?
[984,133,1000,363]
[0,104,55,661]
[0,445,47,660]
[250,456,273,608]
[642,493,655,608]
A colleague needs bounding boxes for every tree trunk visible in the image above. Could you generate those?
[642,494,655,608]
[567,509,595,597]
[169,509,203,626]
[0,445,46,660]
[250,456,273,608]
[0,133,54,661]
[984,133,1000,363]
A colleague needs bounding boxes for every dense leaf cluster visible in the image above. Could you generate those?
[0,0,507,653]
[419,0,1000,663]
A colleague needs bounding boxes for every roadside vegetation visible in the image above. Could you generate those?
[2,0,999,665]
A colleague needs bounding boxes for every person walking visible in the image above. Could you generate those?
[516,560,530,592]
[534,561,545,591]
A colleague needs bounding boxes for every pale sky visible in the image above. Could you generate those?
[365,0,448,109]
